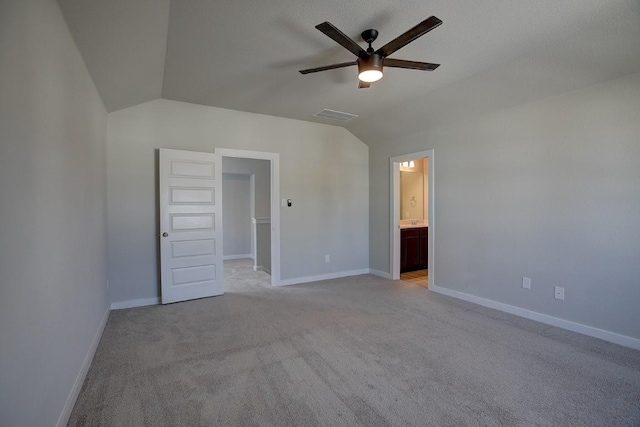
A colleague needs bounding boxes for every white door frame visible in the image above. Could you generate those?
[390,150,434,284]
[215,148,281,286]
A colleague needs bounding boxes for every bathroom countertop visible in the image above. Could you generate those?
[400,221,428,229]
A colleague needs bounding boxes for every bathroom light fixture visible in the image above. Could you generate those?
[401,161,415,168]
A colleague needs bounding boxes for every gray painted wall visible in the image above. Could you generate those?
[222,174,251,257]
[256,224,272,273]
[107,99,369,304]
[0,1,109,426]
[369,72,640,340]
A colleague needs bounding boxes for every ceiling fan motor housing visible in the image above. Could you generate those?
[358,54,383,73]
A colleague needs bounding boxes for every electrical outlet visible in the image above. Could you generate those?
[325,255,330,263]
[554,286,565,300]
[522,277,531,289]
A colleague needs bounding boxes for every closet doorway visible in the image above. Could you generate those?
[216,148,281,287]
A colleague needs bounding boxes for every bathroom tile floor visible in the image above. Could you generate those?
[400,269,428,288]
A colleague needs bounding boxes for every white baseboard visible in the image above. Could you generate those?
[224,254,253,261]
[277,269,370,287]
[57,306,110,427]
[110,297,160,310]
[369,269,392,280]
[430,285,640,351]
[253,265,271,274]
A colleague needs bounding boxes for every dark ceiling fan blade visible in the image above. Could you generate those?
[383,58,440,71]
[358,81,371,89]
[299,61,357,74]
[375,16,442,57]
[316,22,367,58]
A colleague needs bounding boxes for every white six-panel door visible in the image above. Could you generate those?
[159,149,224,304]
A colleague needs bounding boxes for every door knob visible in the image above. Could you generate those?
[162,232,168,237]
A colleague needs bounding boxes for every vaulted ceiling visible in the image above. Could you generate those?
[57,0,640,146]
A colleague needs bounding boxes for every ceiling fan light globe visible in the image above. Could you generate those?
[357,53,384,83]
[358,69,383,83]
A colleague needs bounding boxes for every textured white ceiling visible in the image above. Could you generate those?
[58,0,640,146]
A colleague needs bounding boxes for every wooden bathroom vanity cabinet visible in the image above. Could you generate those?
[400,227,428,273]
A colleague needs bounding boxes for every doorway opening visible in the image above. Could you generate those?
[216,148,281,288]
[221,170,272,292]
[390,150,434,288]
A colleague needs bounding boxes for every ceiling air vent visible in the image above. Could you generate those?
[313,109,358,122]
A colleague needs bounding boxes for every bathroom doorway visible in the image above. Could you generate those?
[390,150,434,288]
[399,158,428,287]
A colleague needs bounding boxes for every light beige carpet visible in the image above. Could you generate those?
[69,259,640,426]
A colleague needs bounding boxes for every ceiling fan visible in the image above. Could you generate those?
[299,16,442,88]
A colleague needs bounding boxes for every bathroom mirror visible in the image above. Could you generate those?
[400,170,424,220]
[399,158,429,222]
